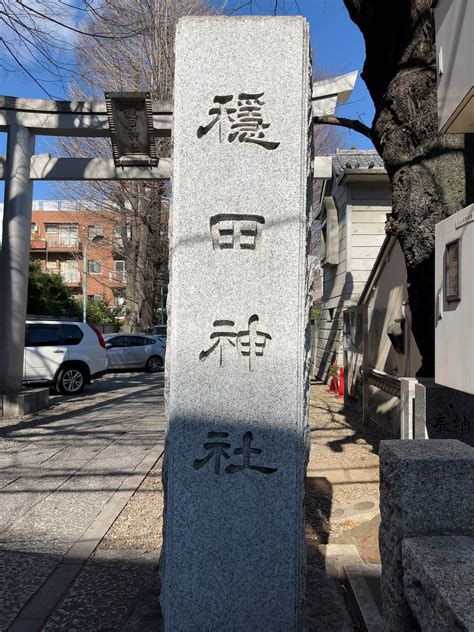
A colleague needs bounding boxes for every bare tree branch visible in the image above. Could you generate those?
[313,114,372,140]
[58,0,216,332]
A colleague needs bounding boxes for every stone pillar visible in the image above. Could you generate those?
[162,17,312,630]
[415,379,474,446]
[399,377,418,439]
[379,439,474,632]
[0,125,35,394]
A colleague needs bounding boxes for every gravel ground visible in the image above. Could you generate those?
[302,383,386,630]
[306,383,384,547]
[98,458,164,554]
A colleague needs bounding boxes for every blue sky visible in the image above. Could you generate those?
[0,0,374,201]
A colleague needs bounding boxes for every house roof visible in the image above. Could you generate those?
[333,148,385,174]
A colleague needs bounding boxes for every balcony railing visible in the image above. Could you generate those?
[61,273,81,284]
[45,235,80,249]
[45,269,81,284]
[109,271,127,284]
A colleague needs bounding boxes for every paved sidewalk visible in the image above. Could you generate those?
[306,383,383,564]
[0,373,166,631]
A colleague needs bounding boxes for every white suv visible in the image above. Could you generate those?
[24,319,108,395]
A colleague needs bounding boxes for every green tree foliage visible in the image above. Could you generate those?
[86,298,117,324]
[27,262,81,318]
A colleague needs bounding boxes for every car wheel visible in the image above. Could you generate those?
[146,355,163,373]
[57,365,86,395]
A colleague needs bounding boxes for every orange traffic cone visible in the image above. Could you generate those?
[337,367,344,398]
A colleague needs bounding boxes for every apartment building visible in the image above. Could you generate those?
[30,201,127,308]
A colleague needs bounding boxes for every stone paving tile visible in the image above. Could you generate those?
[43,550,160,632]
[0,550,59,632]
[0,443,64,470]
[0,437,145,535]
[40,456,165,631]
[0,373,166,629]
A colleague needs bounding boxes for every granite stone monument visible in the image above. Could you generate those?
[161,16,313,630]
[379,439,474,632]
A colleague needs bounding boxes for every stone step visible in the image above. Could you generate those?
[344,563,383,632]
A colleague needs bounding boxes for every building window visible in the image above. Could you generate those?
[88,260,102,275]
[88,225,104,239]
[112,260,126,283]
[45,223,79,247]
[46,261,57,270]
[60,260,80,283]
[114,225,131,247]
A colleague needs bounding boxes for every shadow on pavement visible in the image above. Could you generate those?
[0,374,164,440]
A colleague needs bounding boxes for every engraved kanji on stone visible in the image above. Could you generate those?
[433,412,450,433]
[193,432,231,474]
[197,95,236,143]
[197,92,280,150]
[225,431,277,475]
[199,320,237,366]
[210,214,265,250]
[452,415,471,435]
[193,431,277,476]
[199,315,271,371]
[229,92,280,150]
[236,315,272,372]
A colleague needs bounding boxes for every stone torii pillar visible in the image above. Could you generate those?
[0,125,35,394]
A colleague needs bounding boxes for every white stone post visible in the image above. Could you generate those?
[162,16,313,630]
[399,377,418,439]
[0,125,35,394]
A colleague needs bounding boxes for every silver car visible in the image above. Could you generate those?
[105,334,165,372]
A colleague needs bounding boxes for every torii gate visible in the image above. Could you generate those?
[0,71,356,399]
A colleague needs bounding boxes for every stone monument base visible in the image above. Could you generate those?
[415,379,474,446]
[1,388,50,418]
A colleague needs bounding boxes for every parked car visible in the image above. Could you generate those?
[105,334,165,372]
[24,319,107,395]
[152,325,167,339]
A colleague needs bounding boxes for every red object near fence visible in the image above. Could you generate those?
[337,367,345,398]
[328,376,338,392]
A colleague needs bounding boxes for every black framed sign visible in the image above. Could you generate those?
[445,239,460,302]
[105,92,157,167]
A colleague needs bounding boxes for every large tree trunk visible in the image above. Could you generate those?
[344,0,472,376]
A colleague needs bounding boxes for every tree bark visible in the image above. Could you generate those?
[344,0,472,376]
